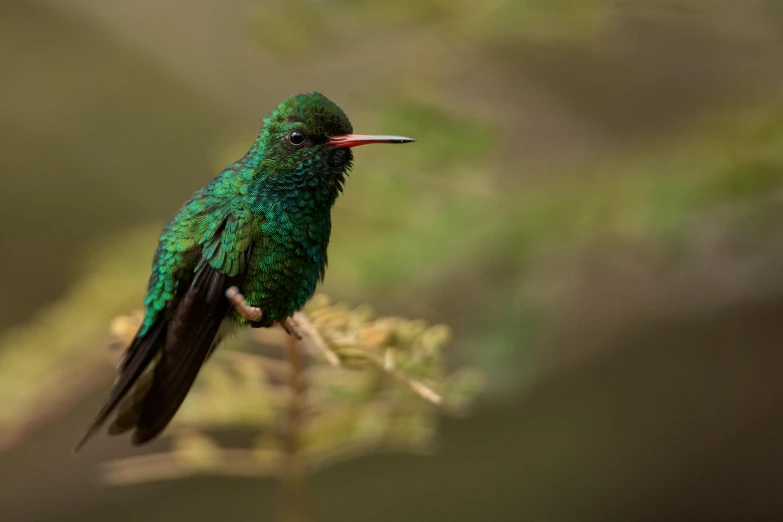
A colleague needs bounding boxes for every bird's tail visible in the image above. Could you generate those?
[73,264,231,451]
[72,321,167,452]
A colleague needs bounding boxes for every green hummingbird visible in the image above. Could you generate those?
[74,92,414,450]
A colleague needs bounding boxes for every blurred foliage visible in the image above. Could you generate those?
[0,229,159,451]
[323,95,783,391]
[238,0,783,395]
[2,0,783,465]
[3,91,777,446]
[248,0,613,58]
[100,295,483,521]
[1,0,783,520]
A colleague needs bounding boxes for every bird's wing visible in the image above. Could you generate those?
[74,205,253,450]
[126,256,233,444]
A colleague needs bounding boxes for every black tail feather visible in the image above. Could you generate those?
[74,263,231,451]
[73,319,167,452]
[107,360,158,436]
[130,263,230,445]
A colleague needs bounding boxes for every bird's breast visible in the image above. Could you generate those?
[243,207,331,320]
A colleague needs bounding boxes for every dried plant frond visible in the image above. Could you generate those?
[103,295,482,492]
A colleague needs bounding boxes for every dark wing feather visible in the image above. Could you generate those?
[106,360,157,436]
[74,212,252,451]
[73,318,168,452]
[107,329,226,437]
[130,263,231,444]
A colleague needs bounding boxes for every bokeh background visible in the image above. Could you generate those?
[3,0,783,520]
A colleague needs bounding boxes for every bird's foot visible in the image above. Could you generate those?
[279,317,303,340]
[225,286,264,323]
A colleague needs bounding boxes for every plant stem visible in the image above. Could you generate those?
[282,333,309,522]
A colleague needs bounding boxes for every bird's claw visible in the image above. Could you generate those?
[226,287,304,340]
[226,286,264,323]
[279,317,303,340]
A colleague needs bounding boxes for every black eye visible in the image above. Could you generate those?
[288,130,306,146]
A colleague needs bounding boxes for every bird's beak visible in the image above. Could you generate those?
[326,134,416,149]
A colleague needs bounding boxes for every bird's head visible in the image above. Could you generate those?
[256,92,414,183]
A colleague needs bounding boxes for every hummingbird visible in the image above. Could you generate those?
[74,92,414,451]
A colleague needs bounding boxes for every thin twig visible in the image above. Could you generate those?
[102,449,280,485]
[337,348,442,405]
[293,312,341,367]
[101,438,433,485]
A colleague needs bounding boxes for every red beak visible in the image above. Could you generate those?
[326,134,416,149]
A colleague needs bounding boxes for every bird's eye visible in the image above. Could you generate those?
[288,130,306,147]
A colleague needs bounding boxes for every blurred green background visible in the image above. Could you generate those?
[3,0,783,520]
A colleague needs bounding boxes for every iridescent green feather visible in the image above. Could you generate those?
[74,92,417,451]
[139,92,353,335]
